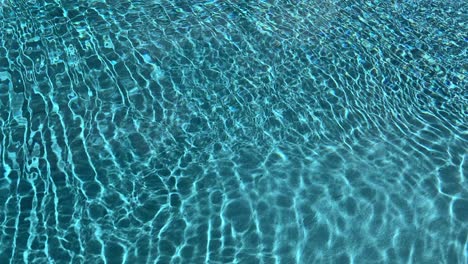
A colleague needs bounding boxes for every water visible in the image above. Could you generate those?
[0,0,467,263]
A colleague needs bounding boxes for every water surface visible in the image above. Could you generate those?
[0,0,467,263]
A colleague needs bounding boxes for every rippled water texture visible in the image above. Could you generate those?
[1,0,467,263]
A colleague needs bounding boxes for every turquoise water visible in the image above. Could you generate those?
[0,0,467,263]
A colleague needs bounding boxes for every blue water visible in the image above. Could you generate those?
[0,0,467,263]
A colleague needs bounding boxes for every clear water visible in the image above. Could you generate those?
[0,0,467,263]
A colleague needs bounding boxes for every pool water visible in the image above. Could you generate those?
[0,0,467,263]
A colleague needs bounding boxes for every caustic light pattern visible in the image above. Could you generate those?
[0,0,467,263]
